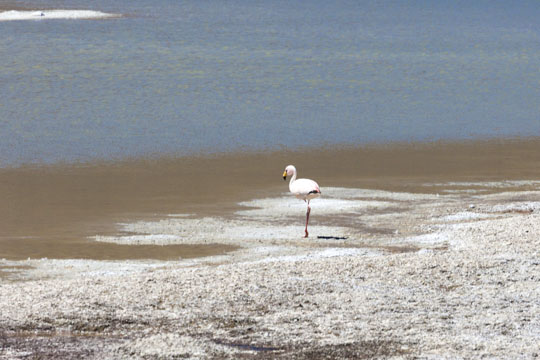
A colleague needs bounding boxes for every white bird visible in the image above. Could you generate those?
[282,165,321,238]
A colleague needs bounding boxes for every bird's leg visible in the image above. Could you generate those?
[304,201,311,238]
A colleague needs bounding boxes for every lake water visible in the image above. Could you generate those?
[1,0,539,166]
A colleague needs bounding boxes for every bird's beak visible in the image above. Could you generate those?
[282,171,287,180]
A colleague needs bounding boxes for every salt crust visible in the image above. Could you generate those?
[1,186,539,358]
[92,187,438,247]
[0,10,119,21]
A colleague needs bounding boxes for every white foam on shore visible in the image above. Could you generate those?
[0,10,119,21]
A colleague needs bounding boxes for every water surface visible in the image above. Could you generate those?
[1,0,539,166]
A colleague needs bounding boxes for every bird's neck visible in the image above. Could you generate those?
[288,172,297,190]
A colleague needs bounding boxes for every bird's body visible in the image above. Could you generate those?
[283,165,321,237]
[289,178,321,201]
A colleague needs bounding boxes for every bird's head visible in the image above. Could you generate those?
[283,165,296,180]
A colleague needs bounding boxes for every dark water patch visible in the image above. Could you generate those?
[213,339,281,353]
[0,330,117,359]
[0,236,238,261]
[281,340,411,359]
[317,235,348,240]
[318,243,421,254]
[226,340,411,359]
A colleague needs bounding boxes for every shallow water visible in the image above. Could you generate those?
[2,139,540,260]
[1,0,539,166]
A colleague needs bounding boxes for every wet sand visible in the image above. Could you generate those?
[2,137,540,260]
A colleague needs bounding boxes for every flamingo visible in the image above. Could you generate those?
[282,165,321,238]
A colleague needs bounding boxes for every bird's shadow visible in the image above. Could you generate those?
[316,235,348,240]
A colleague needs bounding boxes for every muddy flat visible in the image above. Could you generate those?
[2,138,540,260]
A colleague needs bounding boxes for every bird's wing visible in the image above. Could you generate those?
[291,178,320,196]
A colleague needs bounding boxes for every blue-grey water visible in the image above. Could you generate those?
[1,0,539,166]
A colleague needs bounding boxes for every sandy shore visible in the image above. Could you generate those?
[1,180,539,359]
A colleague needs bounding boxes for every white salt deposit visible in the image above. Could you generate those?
[394,231,452,247]
[236,196,392,218]
[490,202,540,213]
[0,258,162,281]
[437,211,495,222]
[321,187,440,201]
[441,189,485,194]
[94,218,350,246]
[1,184,540,358]
[0,10,119,21]
[250,247,372,264]
[84,188,540,259]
